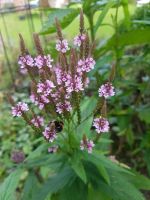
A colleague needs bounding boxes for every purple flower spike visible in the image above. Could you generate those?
[12,102,29,117]
[43,126,57,142]
[93,117,109,133]
[56,101,72,114]
[98,82,115,98]
[37,80,55,96]
[31,116,44,128]
[30,93,49,110]
[56,39,70,53]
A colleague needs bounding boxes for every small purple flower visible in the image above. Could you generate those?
[56,39,70,53]
[37,80,55,96]
[98,82,115,98]
[73,34,86,47]
[31,116,44,128]
[43,126,57,142]
[12,102,29,117]
[56,101,72,114]
[80,139,95,153]
[77,57,95,73]
[93,117,109,133]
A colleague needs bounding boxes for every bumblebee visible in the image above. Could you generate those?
[50,121,64,133]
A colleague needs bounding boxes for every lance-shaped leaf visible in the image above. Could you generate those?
[0,169,23,200]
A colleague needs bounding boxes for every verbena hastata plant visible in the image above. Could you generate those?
[12,11,115,154]
[7,10,149,200]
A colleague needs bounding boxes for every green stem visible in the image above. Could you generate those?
[76,93,81,125]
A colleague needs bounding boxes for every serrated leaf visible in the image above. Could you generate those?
[40,8,78,35]
[71,161,87,184]
[0,169,23,200]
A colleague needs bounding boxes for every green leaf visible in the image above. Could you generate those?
[95,28,150,58]
[70,151,87,184]
[83,152,110,185]
[124,171,150,190]
[71,161,87,183]
[94,1,115,34]
[22,171,40,200]
[25,143,48,161]
[88,185,112,200]
[138,107,150,124]
[0,169,23,200]
[32,166,76,200]
[59,178,88,200]
[80,97,97,120]
[98,171,145,200]
[40,8,78,35]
